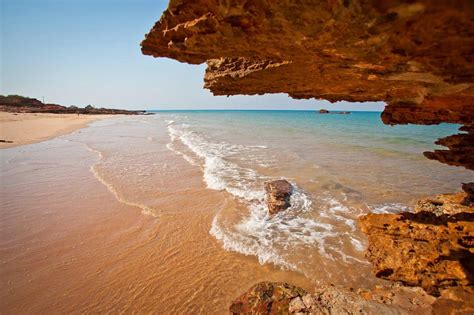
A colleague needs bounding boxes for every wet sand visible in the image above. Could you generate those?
[0,112,121,148]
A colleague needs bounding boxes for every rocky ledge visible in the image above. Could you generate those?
[0,95,145,115]
[359,191,474,296]
[229,282,440,314]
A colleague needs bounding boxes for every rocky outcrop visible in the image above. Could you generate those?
[462,183,474,206]
[229,282,436,314]
[0,95,145,115]
[424,126,474,171]
[432,287,474,315]
[318,109,351,114]
[264,179,293,216]
[359,192,474,296]
[229,282,307,314]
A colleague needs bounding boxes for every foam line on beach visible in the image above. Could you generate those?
[164,120,368,272]
[83,143,158,217]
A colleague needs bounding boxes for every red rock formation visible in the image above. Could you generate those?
[359,192,474,296]
[264,179,293,215]
[229,282,307,314]
[462,183,474,206]
[424,126,474,171]
[229,282,436,314]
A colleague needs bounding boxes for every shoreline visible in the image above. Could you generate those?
[0,118,314,313]
[0,112,123,148]
[1,112,471,313]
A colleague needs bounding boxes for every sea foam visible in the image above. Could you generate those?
[84,144,157,217]
[164,121,367,272]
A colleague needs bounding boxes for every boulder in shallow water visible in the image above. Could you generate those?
[264,179,293,216]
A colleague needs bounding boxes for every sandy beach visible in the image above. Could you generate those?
[2,0,473,312]
[0,112,121,148]
[1,112,471,313]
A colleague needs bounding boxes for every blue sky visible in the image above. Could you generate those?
[1,0,385,111]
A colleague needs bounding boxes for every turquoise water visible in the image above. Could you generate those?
[152,110,460,155]
[151,110,462,156]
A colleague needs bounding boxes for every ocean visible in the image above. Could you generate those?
[2,110,472,312]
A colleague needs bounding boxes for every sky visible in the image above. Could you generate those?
[1,0,385,111]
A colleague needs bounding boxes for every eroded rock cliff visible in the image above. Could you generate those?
[360,192,474,296]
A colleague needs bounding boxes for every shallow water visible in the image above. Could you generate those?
[1,111,472,313]
[154,111,472,284]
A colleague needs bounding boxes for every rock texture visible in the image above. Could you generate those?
[359,192,474,296]
[264,179,293,215]
[229,282,436,314]
[229,282,307,314]
[424,126,474,171]
[462,183,474,206]
[0,95,145,115]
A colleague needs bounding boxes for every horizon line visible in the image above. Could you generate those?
[147,109,383,112]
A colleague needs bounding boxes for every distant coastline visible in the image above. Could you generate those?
[0,95,146,115]
[0,94,147,148]
[147,109,382,112]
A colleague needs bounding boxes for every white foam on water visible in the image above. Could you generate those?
[370,203,410,214]
[350,236,365,252]
[319,196,358,231]
[167,123,269,201]
[338,249,368,264]
[163,121,368,272]
[210,215,297,270]
[165,142,199,166]
[84,144,158,217]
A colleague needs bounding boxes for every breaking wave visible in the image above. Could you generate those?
[370,203,410,214]
[165,121,368,272]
